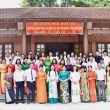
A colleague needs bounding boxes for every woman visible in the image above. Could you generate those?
[81,57,88,71]
[35,55,40,66]
[47,65,58,104]
[32,59,39,73]
[52,58,59,72]
[15,59,21,71]
[27,54,32,65]
[80,66,89,102]
[4,67,14,104]
[87,66,97,102]
[36,65,47,103]
[70,66,81,103]
[22,59,29,71]
[0,59,7,94]
[106,65,110,101]
[59,66,70,103]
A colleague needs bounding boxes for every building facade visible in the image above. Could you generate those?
[0,7,110,62]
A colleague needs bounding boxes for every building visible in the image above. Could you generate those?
[0,7,110,62]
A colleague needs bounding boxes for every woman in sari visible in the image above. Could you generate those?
[22,59,29,71]
[0,59,7,94]
[80,66,89,102]
[36,65,47,103]
[4,67,14,104]
[44,56,52,92]
[70,66,81,103]
[47,65,58,104]
[106,65,110,101]
[87,66,97,102]
[59,66,70,103]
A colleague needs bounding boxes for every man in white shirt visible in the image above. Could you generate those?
[88,56,97,71]
[5,52,12,64]
[13,51,21,64]
[14,64,25,104]
[102,50,110,66]
[24,63,37,104]
[95,63,106,102]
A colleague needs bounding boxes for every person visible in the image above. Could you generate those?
[54,51,59,62]
[13,51,21,64]
[35,55,40,66]
[80,66,89,102]
[70,52,76,65]
[66,59,73,72]
[7,59,15,73]
[70,66,81,103]
[88,56,97,71]
[106,65,110,101]
[14,64,25,104]
[24,63,37,104]
[39,52,46,62]
[100,58,106,70]
[4,67,14,104]
[94,51,102,63]
[5,52,12,65]
[36,65,47,103]
[21,54,25,64]
[102,50,110,66]
[47,65,58,104]
[22,59,29,71]
[95,63,106,102]
[32,59,39,73]
[15,59,21,71]
[87,66,97,102]
[0,59,7,94]
[49,52,53,62]
[59,66,70,103]
[27,54,32,65]
[81,57,88,71]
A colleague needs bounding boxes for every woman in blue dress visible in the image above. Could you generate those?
[59,66,70,103]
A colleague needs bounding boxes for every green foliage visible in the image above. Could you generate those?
[20,0,110,7]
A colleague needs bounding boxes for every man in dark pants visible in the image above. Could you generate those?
[95,63,106,102]
[24,63,37,104]
[14,64,25,104]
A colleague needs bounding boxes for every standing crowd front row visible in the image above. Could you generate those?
[1,50,110,104]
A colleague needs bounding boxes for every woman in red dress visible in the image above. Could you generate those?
[87,66,97,102]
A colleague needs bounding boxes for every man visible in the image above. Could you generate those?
[14,64,25,104]
[24,63,37,104]
[13,51,21,64]
[5,52,12,65]
[95,63,106,102]
[94,51,102,63]
[7,59,15,73]
[102,50,110,66]
[88,56,97,71]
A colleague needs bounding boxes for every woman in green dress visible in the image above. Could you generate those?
[80,66,89,102]
[59,65,70,103]
[44,56,52,92]
[22,59,29,71]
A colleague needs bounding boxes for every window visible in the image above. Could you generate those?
[36,43,45,53]
[97,43,110,56]
[0,43,13,63]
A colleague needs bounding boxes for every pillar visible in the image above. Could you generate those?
[22,22,27,55]
[83,22,88,54]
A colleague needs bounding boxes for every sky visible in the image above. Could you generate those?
[0,0,61,8]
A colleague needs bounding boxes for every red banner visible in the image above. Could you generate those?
[26,22,84,35]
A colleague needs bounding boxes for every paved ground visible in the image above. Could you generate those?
[0,102,110,110]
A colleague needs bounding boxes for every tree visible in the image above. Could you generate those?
[20,0,110,7]
[21,0,58,7]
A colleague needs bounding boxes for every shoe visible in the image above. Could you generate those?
[27,101,30,104]
[21,101,25,104]
[31,100,36,104]
[15,101,19,104]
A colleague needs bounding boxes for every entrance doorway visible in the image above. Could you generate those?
[46,43,73,55]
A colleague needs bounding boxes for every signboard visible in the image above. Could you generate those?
[26,22,84,35]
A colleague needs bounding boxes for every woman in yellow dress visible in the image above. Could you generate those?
[36,65,47,103]
[0,59,7,94]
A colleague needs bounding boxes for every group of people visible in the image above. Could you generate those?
[0,50,110,104]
